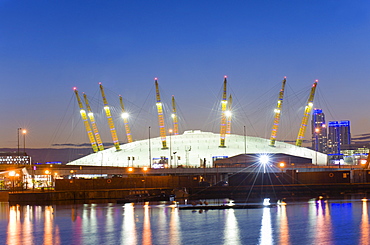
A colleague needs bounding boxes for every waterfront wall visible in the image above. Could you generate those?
[55,175,201,191]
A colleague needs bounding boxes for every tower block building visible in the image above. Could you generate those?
[311,109,328,153]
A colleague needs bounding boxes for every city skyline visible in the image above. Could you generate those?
[1,1,370,148]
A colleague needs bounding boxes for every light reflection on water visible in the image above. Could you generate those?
[277,205,289,245]
[360,200,369,244]
[223,209,240,245]
[1,200,369,244]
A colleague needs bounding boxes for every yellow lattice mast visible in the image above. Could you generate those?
[155,78,168,149]
[83,93,104,151]
[219,76,228,148]
[226,94,232,135]
[269,77,287,146]
[296,80,318,147]
[119,95,133,143]
[171,95,179,135]
[73,87,99,153]
[99,83,121,151]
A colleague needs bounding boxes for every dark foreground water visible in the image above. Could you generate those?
[0,199,369,245]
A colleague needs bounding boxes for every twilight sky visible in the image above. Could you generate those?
[1,0,370,149]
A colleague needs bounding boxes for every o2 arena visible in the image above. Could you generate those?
[68,77,327,168]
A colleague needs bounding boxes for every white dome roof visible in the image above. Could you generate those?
[67,130,327,167]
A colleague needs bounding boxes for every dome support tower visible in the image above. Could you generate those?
[99,83,121,151]
[296,80,318,147]
[219,76,228,148]
[155,78,168,149]
[73,87,99,153]
[269,77,287,146]
[119,95,133,143]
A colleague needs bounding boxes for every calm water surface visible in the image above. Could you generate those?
[0,200,369,245]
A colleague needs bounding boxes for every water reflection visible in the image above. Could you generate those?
[310,200,332,244]
[1,201,369,244]
[223,209,240,245]
[169,207,181,244]
[360,200,369,244]
[277,205,290,245]
[6,205,60,244]
[7,205,20,245]
[122,203,137,244]
[44,206,53,244]
[142,204,152,245]
[259,208,273,245]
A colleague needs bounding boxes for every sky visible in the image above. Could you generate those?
[1,0,370,149]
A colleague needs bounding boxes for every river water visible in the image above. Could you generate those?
[0,199,369,245]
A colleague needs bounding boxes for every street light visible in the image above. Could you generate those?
[22,129,27,154]
[45,170,51,189]
[9,171,15,192]
[17,128,22,157]
[169,129,173,168]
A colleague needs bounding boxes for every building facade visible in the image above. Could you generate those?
[327,120,351,154]
[311,109,328,153]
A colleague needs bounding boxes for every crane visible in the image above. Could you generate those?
[155,78,168,149]
[296,80,318,147]
[73,88,99,153]
[269,77,287,146]
[226,94,232,135]
[99,83,121,151]
[219,76,228,148]
[119,95,133,143]
[171,95,179,135]
[83,93,104,151]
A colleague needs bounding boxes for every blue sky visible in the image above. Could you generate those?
[1,0,370,148]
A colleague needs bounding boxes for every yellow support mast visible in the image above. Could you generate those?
[83,93,104,151]
[296,80,318,147]
[73,88,99,153]
[99,83,121,151]
[171,95,179,135]
[155,78,168,149]
[226,94,232,135]
[219,76,228,148]
[119,95,133,143]
[269,77,287,146]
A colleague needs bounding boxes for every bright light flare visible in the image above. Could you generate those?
[308,102,314,107]
[143,167,148,171]
[121,112,129,119]
[259,155,270,165]
[279,162,285,168]
[361,160,367,165]
[128,167,133,172]
[9,171,15,177]
[171,113,176,119]
[263,198,270,206]
[225,110,232,117]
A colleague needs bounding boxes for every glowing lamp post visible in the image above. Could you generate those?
[22,129,27,154]
[45,170,51,189]
[169,129,173,168]
[279,162,285,174]
[259,155,269,173]
[9,171,16,192]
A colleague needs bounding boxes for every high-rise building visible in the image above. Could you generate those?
[311,109,328,153]
[327,120,351,154]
